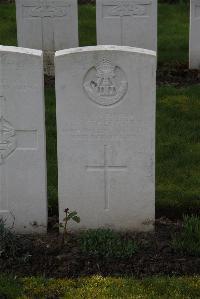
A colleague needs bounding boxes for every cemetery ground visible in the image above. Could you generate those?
[0,1,200,298]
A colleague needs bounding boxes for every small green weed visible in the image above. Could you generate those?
[60,209,80,245]
[172,215,200,256]
[79,228,138,258]
[0,218,19,259]
[0,275,22,299]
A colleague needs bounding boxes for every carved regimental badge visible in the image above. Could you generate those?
[25,3,69,18]
[0,117,16,165]
[108,1,151,17]
[83,58,128,106]
[0,97,16,165]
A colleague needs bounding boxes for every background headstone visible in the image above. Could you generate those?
[56,45,156,231]
[16,0,79,75]
[96,0,157,51]
[190,0,200,69]
[0,45,47,233]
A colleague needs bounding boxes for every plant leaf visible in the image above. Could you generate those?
[72,216,80,223]
[68,211,78,218]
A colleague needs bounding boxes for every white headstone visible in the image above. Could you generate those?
[0,46,47,233]
[16,0,79,75]
[190,0,200,69]
[96,0,157,51]
[56,45,156,232]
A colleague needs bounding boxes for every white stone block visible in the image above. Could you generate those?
[16,0,79,75]
[189,0,200,69]
[96,0,157,51]
[55,45,156,232]
[0,46,47,234]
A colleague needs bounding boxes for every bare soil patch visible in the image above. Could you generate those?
[0,218,199,278]
[157,63,200,87]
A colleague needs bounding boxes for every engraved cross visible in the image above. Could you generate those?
[0,95,37,216]
[86,145,127,210]
[195,1,200,18]
[23,0,69,50]
[103,1,152,44]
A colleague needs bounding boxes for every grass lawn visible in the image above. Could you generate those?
[156,86,200,216]
[0,2,199,216]
[0,275,200,299]
[158,2,189,64]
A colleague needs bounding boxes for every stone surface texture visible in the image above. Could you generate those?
[56,45,156,232]
[96,0,157,51]
[190,0,200,69]
[0,46,47,233]
[16,0,79,75]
